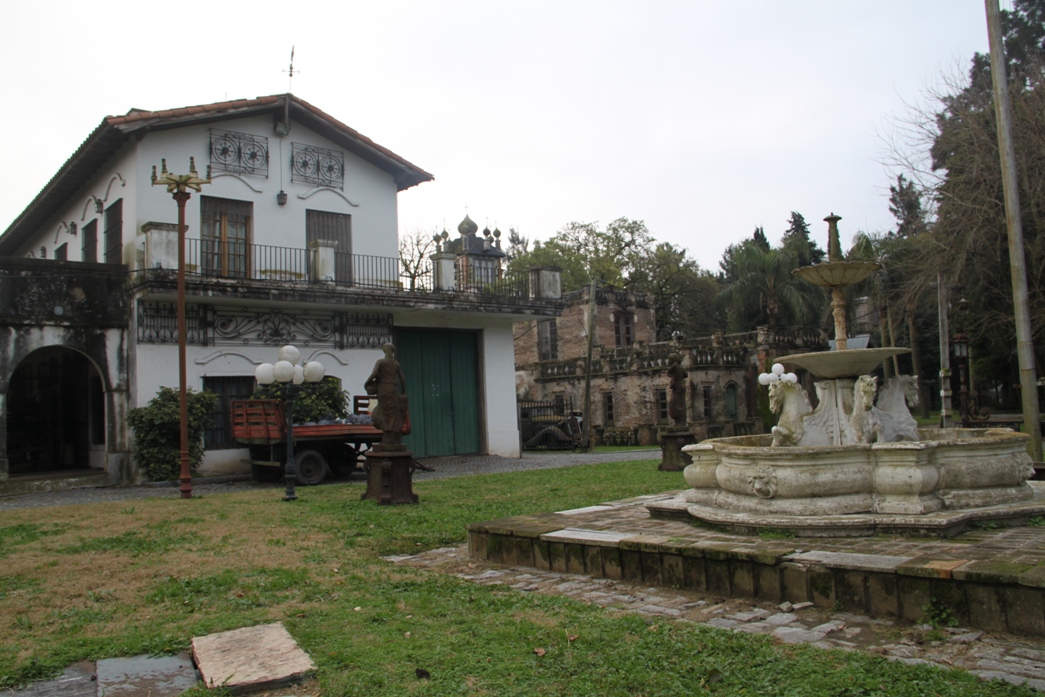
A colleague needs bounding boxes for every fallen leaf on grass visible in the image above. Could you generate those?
[566,632,579,643]
[533,647,546,657]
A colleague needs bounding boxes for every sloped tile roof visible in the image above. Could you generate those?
[0,94,433,255]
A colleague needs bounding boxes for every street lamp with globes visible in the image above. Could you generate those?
[255,345,326,501]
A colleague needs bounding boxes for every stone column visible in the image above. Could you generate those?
[141,222,180,271]
[431,252,456,291]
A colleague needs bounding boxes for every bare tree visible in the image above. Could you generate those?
[399,227,438,291]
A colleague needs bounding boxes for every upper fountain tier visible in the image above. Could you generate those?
[784,213,911,374]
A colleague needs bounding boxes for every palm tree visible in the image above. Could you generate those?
[719,240,823,331]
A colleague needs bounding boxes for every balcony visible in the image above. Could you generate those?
[132,233,561,315]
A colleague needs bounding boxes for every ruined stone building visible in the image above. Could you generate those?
[0,94,563,492]
[514,285,827,446]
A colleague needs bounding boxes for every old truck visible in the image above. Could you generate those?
[231,396,382,485]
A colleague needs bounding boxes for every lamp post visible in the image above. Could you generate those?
[151,158,210,499]
[953,332,970,425]
[255,345,326,501]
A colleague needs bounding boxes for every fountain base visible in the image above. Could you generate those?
[664,428,1036,537]
[649,481,1045,537]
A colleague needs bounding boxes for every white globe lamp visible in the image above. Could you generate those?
[255,362,275,385]
[273,360,296,384]
[278,345,301,365]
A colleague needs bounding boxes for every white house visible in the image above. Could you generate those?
[0,94,562,489]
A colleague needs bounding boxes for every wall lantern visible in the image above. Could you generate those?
[277,190,288,206]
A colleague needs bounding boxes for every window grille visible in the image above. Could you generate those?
[291,142,344,189]
[209,129,269,177]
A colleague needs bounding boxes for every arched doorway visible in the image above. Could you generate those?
[6,347,105,476]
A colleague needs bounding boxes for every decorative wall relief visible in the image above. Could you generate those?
[138,302,391,349]
[748,465,778,499]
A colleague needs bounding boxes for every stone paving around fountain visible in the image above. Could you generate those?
[391,543,1045,691]
[465,490,1045,644]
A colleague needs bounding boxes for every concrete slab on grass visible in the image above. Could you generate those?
[192,622,314,694]
[95,653,198,697]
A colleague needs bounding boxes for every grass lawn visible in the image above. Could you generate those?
[0,460,1033,696]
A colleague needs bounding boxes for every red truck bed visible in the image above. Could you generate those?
[231,398,382,445]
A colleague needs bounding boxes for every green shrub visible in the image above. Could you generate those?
[252,376,349,423]
[127,387,217,482]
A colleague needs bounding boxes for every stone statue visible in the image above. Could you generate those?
[850,374,883,445]
[364,343,408,445]
[666,353,687,426]
[872,375,921,442]
[768,379,813,447]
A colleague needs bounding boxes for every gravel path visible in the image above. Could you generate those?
[0,449,661,511]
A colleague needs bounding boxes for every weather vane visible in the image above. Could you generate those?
[284,47,298,92]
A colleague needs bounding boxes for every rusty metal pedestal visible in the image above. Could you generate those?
[362,446,418,505]
[658,429,695,472]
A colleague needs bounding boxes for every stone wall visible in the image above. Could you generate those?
[514,285,830,446]
[0,258,132,484]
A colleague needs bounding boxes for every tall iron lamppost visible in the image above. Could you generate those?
[953,332,970,425]
[151,158,210,499]
[255,345,326,501]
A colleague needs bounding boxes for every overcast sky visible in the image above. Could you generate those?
[1,1,1001,270]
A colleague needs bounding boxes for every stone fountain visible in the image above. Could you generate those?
[649,214,1040,537]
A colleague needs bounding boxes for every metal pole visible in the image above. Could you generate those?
[986,0,1042,460]
[581,277,597,451]
[284,385,297,501]
[175,191,192,499]
[937,270,952,429]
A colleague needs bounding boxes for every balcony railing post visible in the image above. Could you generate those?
[431,251,456,291]
[141,222,180,271]
[308,239,338,283]
[528,266,562,299]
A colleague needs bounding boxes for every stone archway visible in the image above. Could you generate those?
[6,347,106,476]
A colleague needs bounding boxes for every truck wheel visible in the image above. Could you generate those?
[251,464,283,483]
[294,450,328,486]
[332,445,361,476]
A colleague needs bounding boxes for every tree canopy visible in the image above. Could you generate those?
[506,218,722,340]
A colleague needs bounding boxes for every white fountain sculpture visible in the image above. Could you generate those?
[652,214,1041,537]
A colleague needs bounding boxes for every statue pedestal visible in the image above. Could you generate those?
[659,428,695,471]
[362,446,418,505]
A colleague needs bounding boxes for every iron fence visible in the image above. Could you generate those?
[141,241,535,300]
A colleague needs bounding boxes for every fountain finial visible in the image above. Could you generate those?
[824,213,843,263]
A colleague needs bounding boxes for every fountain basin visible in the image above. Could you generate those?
[670,428,1035,536]
[781,347,911,379]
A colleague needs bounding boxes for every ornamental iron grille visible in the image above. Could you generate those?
[137,302,209,345]
[209,129,269,177]
[137,302,391,350]
[291,142,344,189]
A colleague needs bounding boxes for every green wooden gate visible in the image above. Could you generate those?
[397,329,481,458]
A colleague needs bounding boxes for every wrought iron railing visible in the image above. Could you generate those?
[141,240,536,300]
[185,239,310,282]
